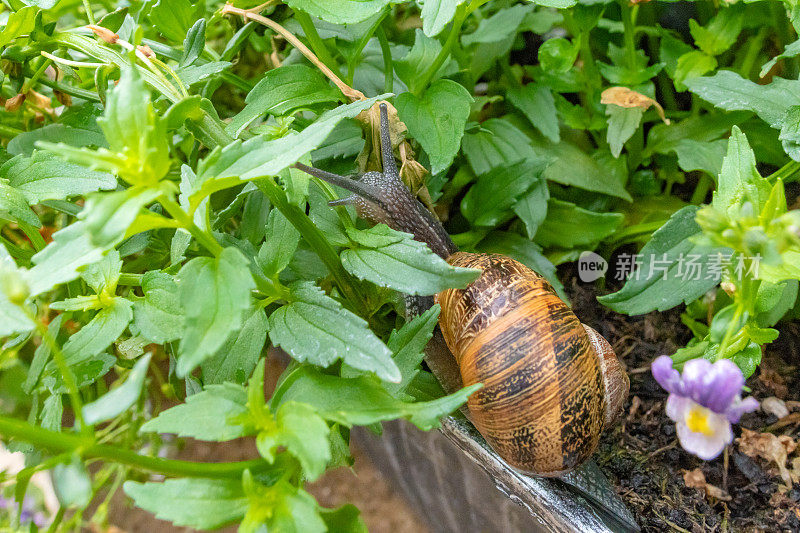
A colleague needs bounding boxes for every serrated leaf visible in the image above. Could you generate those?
[133,272,184,344]
[507,84,560,143]
[55,298,133,369]
[713,126,771,213]
[268,281,400,382]
[1,153,116,204]
[274,366,479,430]
[226,65,342,138]
[598,205,730,315]
[256,401,331,481]
[384,305,440,394]
[0,179,39,227]
[320,504,369,533]
[282,0,392,24]
[198,96,383,185]
[141,382,250,440]
[689,7,743,56]
[395,80,472,174]
[82,353,151,425]
[534,198,623,248]
[257,209,300,279]
[461,159,548,227]
[124,478,248,529]
[461,4,533,46]
[673,138,727,177]
[686,71,800,129]
[394,29,458,92]
[461,118,542,176]
[341,225,480,295]
[0,6,36,48]
[201,309,268,385]
[176,247,255,377]
[512,177,549,238]
[241,477,325,533]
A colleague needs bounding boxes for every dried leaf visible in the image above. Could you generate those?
[759,367,788,398]
[737,428,797,486]
[682,468,732,501]
[600,87,670,124]
[762,396,790,419]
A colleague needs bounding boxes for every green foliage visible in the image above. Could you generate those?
[1,0,800,529]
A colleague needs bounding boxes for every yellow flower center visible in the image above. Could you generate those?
[685,404,714,436]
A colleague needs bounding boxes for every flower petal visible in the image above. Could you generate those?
[675,411,733,460]
[665,394,691,422]
[698,359,745,413]
[652,355,682,394]
[725,396,759,423]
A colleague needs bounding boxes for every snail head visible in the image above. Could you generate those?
[293,103,456,259]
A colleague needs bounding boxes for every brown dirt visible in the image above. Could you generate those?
[561,264,800,533]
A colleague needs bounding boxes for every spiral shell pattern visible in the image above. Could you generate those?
[435,253,607,476]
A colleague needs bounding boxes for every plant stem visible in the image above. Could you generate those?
[0,416,267,479]
[159,196,224,257]
[376,24,394,95]
[117,273,143,286]
[414,4,468,94]
[739,26,769,79]
[255,178,371,316]
[768,160,800,183]
[82,0,96,24]
[619,0,639,70]
[690,174,713,205]
[346,8,388,85]
[293,10,340,77]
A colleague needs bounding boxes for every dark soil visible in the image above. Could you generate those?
[562,264,800,533]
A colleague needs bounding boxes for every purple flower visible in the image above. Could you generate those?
[652,355,759,460]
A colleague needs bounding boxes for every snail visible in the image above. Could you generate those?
[294,103,629,477]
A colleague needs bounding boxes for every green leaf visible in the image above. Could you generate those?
[507,84,560,143]
[1,153,116,204]
[461,119,541,176]
[97,67,170,185]
[257,209,300,279]
[542,142,633,201]
[605,105,644,158]
[645,112,748,157]
[8,122,106,157]
[320,504,369,533]
[181,18,206,66]
[732,342,761,378]
[394,29,458,92]
[760,38,800,78]
[0,246,34,337]
[140,382,250,440]
[22,314,63,393]
[176,61,232,87]
[201,309,268,385]
[268,281,400,382]
[395,80,472,174]
[673,138,727,177]
[133,272,184,344]
[686,71,800,129]
[274,366,479,430]
[0,7,36,48]
[421,0,464,37]
[525,0,576,7]
[713,126,770,213]
[28,188,161,295]
[341,224,480,295]
[384,305,440,394]
[176,247,255,377]
[56,298,133,368]
[241,477,326,533]
[512,177,550,239]
[282,0,392,24]
[52,457,92,508]
[689,7,743,56]
[461,159,548,227]
[673,51,717,91]
[256,401,331,481]
[149,0,202,42]
[226,65,341,138]
[779,105,800,161]
[0,179,39,227]
[82,353,151,425]
[534,198,623,248]
[461,4,533,46]
[124,478,248,529]
[598,205,729,315]
[198,96,383,184]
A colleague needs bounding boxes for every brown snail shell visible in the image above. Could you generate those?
[436,252,629,476]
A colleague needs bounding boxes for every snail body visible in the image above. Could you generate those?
[294,103,629,476]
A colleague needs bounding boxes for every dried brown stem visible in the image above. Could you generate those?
[221,3,365,102]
